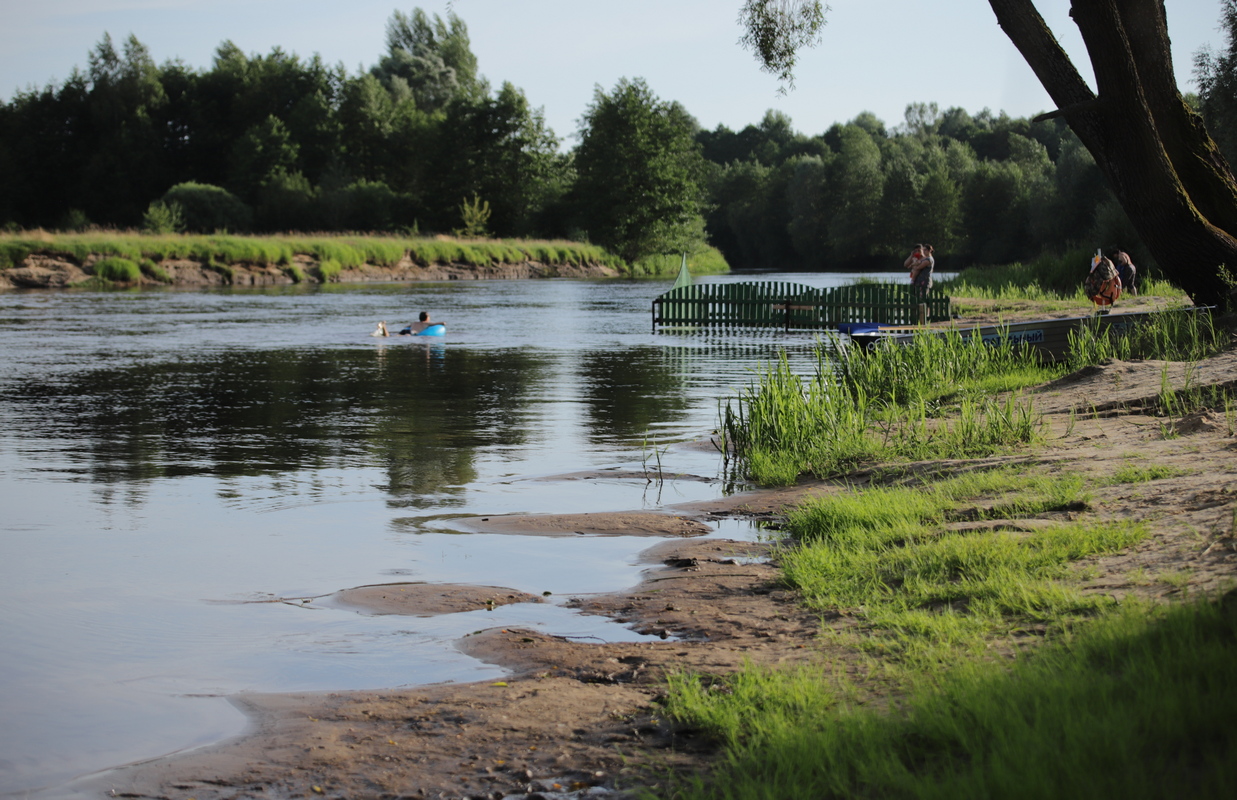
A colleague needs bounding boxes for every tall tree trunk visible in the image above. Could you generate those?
[989,0,1237,306]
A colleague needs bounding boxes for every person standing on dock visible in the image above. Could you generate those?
[904,244,925,277]
[1107,248,1137,296]
[909,244,935,298]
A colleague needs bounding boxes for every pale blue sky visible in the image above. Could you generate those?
[0,1,1227,142]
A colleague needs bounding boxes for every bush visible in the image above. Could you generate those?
[58,209,91,232]
[318,180,400,232]
[160,183,252,233]
[318,258,342,282]
[142,200,185,234]
[255,171,317,232]
[94,257,142,282]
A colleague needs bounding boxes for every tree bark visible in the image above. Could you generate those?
[989,0,1237,306]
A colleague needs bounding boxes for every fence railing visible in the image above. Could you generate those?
[652,281,951,331]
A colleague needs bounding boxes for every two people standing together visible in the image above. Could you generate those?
[904,243,935,296]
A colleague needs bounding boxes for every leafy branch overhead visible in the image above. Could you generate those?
[738,0,828,89]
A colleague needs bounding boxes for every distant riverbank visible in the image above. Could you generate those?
[0,231,730,289]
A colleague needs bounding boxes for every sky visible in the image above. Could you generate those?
[0,0,1229,145]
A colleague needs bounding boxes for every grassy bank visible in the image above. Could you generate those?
[664,305,1237,799]
[721,307,1226,486]
[938,247,1186,317]
[0,230,731,279]
[663,591,1237,799]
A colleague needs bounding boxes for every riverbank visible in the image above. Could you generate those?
[87,337,1237,799]
[0,232,734,289]
[0,251,624,289]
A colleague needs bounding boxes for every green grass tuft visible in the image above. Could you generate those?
[93,257,142,282]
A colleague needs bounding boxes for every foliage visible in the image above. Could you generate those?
[0,5,1214,277]
[142,200,184,234]
[738,0,827,89]
[571,78,709,263]
[1195,0,1237,172]
[93,256,142,282]
[455,195,491,238]
[0,231,628,275]
[628,246,730,278]
[722,333,1054,484]
[1065,306,1228,369]
[160,183,252,233]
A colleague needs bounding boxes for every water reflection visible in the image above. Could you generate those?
[0,277,861,793]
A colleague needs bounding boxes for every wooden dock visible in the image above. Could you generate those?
[652,281,951,332]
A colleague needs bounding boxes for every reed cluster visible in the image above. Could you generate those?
[1066,305,1227,368]
[722,331,1056,485]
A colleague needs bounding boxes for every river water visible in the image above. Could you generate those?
[0,273,885,795]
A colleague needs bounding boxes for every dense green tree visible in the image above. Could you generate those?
[373,9,484,112]
[741,0,1237,304]
[1195,1,1237,172]
[571,78,708,263]
[430,83,562,236]
[825,124,883,262]
[229,115,299,203]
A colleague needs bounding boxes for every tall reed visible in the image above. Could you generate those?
[722,332,1054,484]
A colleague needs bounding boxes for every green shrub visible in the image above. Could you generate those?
[629,247,730,277]
[142,200,185,234]
[58,209,91,232]
[94,257,142,282]
[160,183,252,233]
[317,258,342,282]
[318,180,400,232]
[0,241,32,268]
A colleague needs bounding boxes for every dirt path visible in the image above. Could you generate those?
[89,348,1237,800]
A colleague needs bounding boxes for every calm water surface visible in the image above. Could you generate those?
[0,273,883,794]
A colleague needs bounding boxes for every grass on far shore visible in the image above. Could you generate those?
[0,229,731,279]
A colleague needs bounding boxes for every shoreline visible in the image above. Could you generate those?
[60,315,1237,799]
[0,254,623,290]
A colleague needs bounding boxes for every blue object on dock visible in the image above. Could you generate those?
[837,322,882,335]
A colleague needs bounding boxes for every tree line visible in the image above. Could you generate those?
[3,5,1236,275]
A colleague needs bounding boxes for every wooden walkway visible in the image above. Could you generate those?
[651,281,951,332]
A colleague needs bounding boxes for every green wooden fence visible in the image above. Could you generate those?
[652,281,951,331]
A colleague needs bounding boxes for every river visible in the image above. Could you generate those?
[0,272,889,795]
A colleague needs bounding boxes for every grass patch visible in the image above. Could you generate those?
[1110,462,1191,484]
[317,258,342,282]
[93,257,142,282]
[779,469,1132,662]
[0,231,632,274]
[628,246,730,278]
[1066,306,1227,368]
[658,469,1237,799]
[662,597,1237,800]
